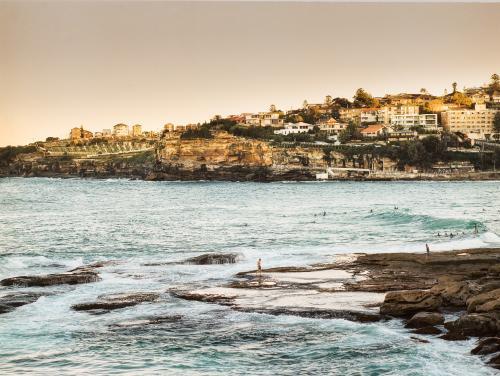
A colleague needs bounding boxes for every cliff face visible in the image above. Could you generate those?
[157,132,273,170]
[153,131,332,181]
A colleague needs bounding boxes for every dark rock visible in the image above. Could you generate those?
[380,290,442,316]
[110,315,183,328]
[410,336,430,343]
[184,253,239,265]
[72,292,160,312]
[444,313,498,337]
[0,292,44,314]
[488,353,500,369]
[411,326,442,335]
[471,337,500,355]
[439,332,469,341]
[1,271,100,287]
[405,312,444,328]
[234,307,381,323]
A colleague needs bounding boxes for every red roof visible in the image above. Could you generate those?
[361,124,386,134]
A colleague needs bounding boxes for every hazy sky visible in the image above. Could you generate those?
[1,1,499,146]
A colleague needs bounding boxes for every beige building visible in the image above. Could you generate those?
[70,126,93,140]
[318,118,347,134]
[131,124,143,137]
[245,112,283,127]
[163,123,175,132]
[113,123,129,137]
[441,103,498,139]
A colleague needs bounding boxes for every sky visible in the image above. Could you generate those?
[1,1,499,146]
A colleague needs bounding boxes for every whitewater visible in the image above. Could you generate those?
[0,178,499,375]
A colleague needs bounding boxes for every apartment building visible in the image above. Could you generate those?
[318,118,347,134]
[441,103,498,139]
[131,124,143,137]
[113,123,129,137]
[245,112,283,127]
[390,114,438,129]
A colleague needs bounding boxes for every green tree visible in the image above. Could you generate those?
[353,88,378,108]
[338,121,360,143]
[488,73,500,95]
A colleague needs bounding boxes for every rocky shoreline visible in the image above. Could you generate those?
[172,248,500,369]
[1,169,500,182]
[1,249,500,369]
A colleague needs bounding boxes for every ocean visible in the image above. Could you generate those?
[1,178,499,375]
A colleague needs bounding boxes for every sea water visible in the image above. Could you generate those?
[0,178,499,375]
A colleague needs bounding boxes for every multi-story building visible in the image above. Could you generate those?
[441,103,498,139]
[163,123,175,132]
[113,123,129,137]
[318,118,347,134]
[342,105,419,125]
[245,112,283,127]
[390,114,438,129]
[70,127,82,140]
[492,91,500,103]
[131,124,143,137]
[274,122,314,135]
[360,109,378,124]
[70,127,93,140]
[339,108,364,123]
[377,105,420,125]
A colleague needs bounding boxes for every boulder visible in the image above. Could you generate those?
[467,288,500,313]
[184,253,239,265]
[380,290,442,316]
[411,326,442,335]
[72,292,160,312]
[444,313,498,337]
[0,292,44,314]
[430,280,480,307]
[471,337,500,355]
[405,312,444,328]
[1,271,100,287]
[439,332,469,341]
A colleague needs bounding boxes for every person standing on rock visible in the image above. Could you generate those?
[426,243,430,256]
[257,258,262,278]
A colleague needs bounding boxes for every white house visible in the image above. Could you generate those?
[274,122,314,135]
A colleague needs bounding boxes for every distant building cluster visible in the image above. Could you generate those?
[69,123,158,141]
[53,75,500,145]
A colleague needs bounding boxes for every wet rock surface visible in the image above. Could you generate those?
[72,292,160,312]
[405,312,445,328]
[0,292,45,314]
[471,337,500,355]
[184,253,240,265]
[380,290,442,316]
[411,326,442,335]
[1,271,100,287]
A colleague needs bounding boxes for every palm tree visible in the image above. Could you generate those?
[452,82,457,93]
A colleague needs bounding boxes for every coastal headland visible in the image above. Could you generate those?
[2,248,500,369]
[1,131,500,181]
